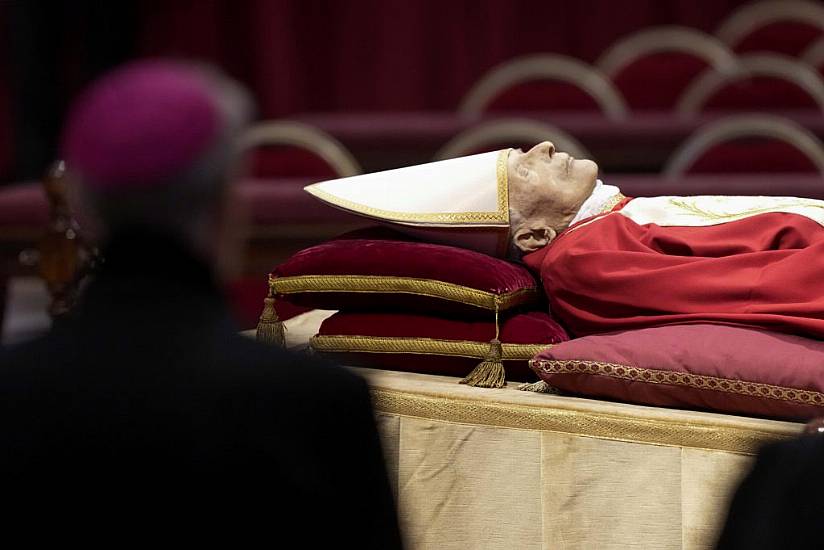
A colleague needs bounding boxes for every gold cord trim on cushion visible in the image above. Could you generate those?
[310,334,552,359]
[303,149,511,226]
[256,288,285,347]
[517,380,561,393]
[269,274,539,311]
[460,301,506,388]
[531,359,824,407]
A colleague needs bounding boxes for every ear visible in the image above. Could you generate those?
[512,223,557,253]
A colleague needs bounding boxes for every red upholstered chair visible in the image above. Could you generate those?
[802,38,824,77]
[716,0,824,56]
[232,121,363,328]
[0,182,48,333]
[662,114,824,177]
[434,118,591,161]
[458,54,627,120]
[596,26,739,111]
[676,54,824,116]
[241,120,361,179]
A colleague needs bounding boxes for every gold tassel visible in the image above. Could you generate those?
[460,302,506,388]
[517,380,560,394]
[256,277,286,347]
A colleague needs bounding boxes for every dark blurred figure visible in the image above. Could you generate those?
[0,61,402,548]
[716,434,824,549]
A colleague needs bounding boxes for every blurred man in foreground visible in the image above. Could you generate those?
[0,60,402,547]
[715,433,824,549]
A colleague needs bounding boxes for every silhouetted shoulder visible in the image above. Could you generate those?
[216,332,370,396]
[716,436,824,549]
[0,330,71,375]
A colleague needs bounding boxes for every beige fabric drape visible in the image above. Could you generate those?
[359,368,801,550]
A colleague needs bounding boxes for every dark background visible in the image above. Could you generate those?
[0,0,753,185]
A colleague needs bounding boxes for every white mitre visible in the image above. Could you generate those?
[305,150,512,257]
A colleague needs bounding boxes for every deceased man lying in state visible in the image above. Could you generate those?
[305,143,824,340]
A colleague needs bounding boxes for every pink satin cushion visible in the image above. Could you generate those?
[530,324,824,421]
[314,310,569,381]
[272,227,541,315]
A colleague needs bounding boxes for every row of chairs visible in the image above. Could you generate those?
[460,1,824,116]
[714,0,824,56]
[247,114,824,180]
[465,51,824,117]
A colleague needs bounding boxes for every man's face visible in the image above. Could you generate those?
[507,141,599,253]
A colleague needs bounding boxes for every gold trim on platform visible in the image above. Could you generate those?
[269,274,538,311]
[303,149,511,226]
[532,359,824,408]
[311,334,552,359]
[369,385,800,455]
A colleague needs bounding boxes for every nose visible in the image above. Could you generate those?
[528,141,555,158]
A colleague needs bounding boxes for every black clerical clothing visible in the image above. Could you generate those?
[715,435,824,549]
[0,230,402,548]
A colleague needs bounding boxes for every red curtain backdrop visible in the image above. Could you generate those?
[2,0,753,183]
[135,0,752,117]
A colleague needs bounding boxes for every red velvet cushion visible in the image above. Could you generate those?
[531,324,824,421]
[313,310,569,381]
[270,227,541,316]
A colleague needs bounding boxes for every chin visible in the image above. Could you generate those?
[576,159,599,188]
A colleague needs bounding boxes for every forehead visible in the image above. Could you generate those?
[507,148,525,172]
[506,148,535,185]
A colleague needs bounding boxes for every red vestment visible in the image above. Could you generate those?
[524,205,824,339]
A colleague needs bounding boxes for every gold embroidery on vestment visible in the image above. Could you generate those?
[668,197,824,222]
[599,193,626,214]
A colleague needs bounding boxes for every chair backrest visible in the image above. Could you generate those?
[241,121,361,179]
[458,54,627,120]
[802,37,824,75]
[716,0,824,56]
[676,54,824,116]
[663,114,824,177]
[597,26,739,110]
[434,119,592,161]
